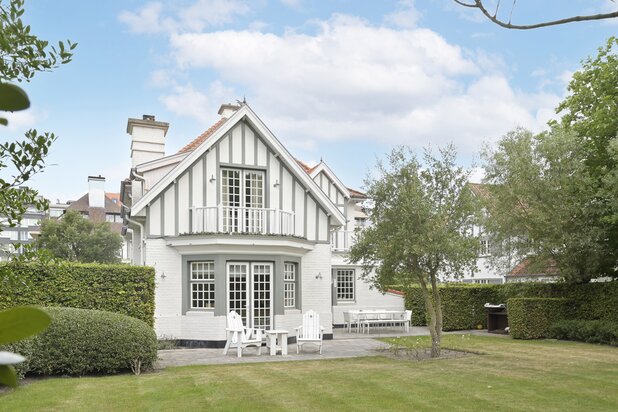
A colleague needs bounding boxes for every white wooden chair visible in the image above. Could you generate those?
[222,311,263,358]
[343,311,356,333]
[295,310,324,354]
[391,310,412,332]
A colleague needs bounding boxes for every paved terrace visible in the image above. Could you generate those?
[157,327,431,368]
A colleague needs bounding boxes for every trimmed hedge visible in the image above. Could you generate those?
[0,262,155,325]
[507,298,571,339]
[5,307,157,376]
[549,320,618,346]
[404,281,618,331]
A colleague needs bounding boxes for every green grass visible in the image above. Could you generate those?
[1,335,617,411]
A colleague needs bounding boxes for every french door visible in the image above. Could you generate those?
[221,168,265,233]
[227,262,273,329]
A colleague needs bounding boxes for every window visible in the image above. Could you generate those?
[221,168,265,232]
[106,214,122,223]
[283,263,296,308]
[354,217,368,228]
[474,279,489,284]
[336,269,355,301]
[479,239,490,256]
[190,261,215,309]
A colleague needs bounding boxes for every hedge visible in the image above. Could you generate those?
[3,307,158,376]
[0,262,155,325]
[403,281,618,331]
[549,320,618,346]
[507,298,571,339]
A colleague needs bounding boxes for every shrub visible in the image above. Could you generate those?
[8,307,157,376]
[507,298,571,339]
[0,262,155,325]
[549,320,618,346]
[403,281,618,331]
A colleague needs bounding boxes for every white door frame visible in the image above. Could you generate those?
[226,261,273,329]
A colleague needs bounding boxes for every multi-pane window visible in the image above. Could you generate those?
[221,168,265,233]
[190,261,215,309]
[283,263,296,308]
[479,239,490,256]
[336,269,355,301]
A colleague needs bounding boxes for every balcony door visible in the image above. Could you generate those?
[221,168,265,233]
[227,262,273,330]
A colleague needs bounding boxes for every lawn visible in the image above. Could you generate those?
[1,335,617,411]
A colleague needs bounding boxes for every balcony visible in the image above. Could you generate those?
[331,229,356,252]
[191,206,295,236]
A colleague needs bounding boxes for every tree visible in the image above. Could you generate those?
[348,146,479,357]
[556,37,618,179]
[0,0,77,232]
[481,127,613,283]
[36,211,123,264]
[454,0,618,30]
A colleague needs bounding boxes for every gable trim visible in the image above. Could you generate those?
[130,105,346,226]
[310,162,351,199]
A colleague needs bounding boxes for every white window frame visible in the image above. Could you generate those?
[479,239,490,256]
[336,269,355,302]
[283,262,296,308]
[189,261,215,309]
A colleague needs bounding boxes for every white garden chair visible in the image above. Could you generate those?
[295,310,324,354]
[222,311,263,358]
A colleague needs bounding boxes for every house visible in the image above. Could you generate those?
[0,196,46,261]
[120,104,403,345]
[65,176,130,262]
[459,183,560,284]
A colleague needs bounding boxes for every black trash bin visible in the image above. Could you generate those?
[484,303,508,334]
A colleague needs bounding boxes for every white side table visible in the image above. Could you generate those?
[265,329,289,356]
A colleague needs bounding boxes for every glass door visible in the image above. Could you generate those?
[227,262,272,329]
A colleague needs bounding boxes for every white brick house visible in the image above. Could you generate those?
[120,104,403,345]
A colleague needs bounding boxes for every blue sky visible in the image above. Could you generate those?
[3,0,617,201]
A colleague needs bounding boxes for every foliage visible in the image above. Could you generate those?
[405,281,618,330]
[0,261,155,325]
[481,127,614,282]
[36,210,124,264]
[0,306,49,387]
[349,145,479,357]
[507,298,571,339]
[549,320,618,346]
[0,0,77,255]
[556,37,618,179]
[5,307,157,376]
[1,335,618,411]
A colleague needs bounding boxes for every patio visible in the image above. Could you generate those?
[157,326,431,368]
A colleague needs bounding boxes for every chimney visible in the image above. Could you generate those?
[88,175,106,208]
[126,114,170,167]
[217,103,241,118]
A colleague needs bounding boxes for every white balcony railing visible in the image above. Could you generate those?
[191,206,295,236]
[331,229,355,252]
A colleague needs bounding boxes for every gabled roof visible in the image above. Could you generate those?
[130,105,346,226]
[68,193,122,214]
[309,162,351,199]
[177,117,228,154]
[347,188,367,199]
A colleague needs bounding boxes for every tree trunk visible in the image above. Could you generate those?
[429,272,443,358]
[418,276,441,358]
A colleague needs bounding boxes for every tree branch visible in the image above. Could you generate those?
[454,0,618,30]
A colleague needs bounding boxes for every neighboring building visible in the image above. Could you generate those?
[459,183,560,284]
[66,176,130,262]
[504,258,561,283]
[48,200,70,219]
[121,105,403,345]
[0,203,45,261]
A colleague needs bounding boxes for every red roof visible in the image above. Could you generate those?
[348,188,367,199]
[295,159,318,174]
[177,117,228,154]
[507,258,560,277]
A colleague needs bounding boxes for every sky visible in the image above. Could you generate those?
[3,0,618,202]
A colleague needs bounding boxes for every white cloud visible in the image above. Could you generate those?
[118,0,250,34]
[384,0,421,29]
[2,108,40,132]
[161,14,560,154]
[280,0,302,9]
[159,81,236,125]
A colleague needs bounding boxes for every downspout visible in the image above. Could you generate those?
[123,204,146,266]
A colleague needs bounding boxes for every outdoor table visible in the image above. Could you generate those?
[265,329,289,356]
[344,310,405,333]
